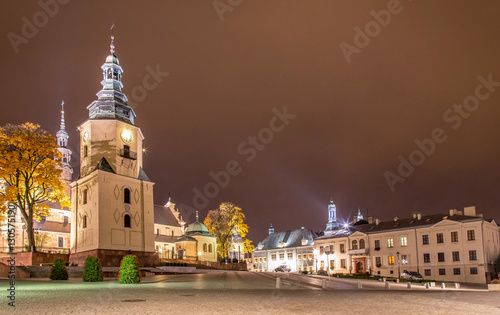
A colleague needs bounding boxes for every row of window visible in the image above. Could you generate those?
[423,230,475,244]
[82,213,132,228]
[423,250,477,263]
[424,267,478,276]
[374,255,409,267]
[202,243,213,253]
[319,259,347,269]
[319,243,347,254]
[82,188,132,205]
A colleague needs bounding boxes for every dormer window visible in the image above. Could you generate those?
[278,242,284,248]
[301,239,307,246]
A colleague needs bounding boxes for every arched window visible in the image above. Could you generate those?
[203,243,207,252]
[82,189,88,205]
[124,214,131,228]
[82,215,87,228]
[124,188,130,204]
[359,239,365,249]
[208,244,213,253]
[352,240,358,250]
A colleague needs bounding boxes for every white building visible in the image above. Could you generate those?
[314,205,500,284]
[252,226,316,272]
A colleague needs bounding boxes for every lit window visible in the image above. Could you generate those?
[279,253,285,260]
[387,238,394,248]
[422,234,429,245]
[263,257,267,262]
[308,254,313,260]
[451,231,458,242]
[401,254,408,264]
[287,252,293,260]
[436,233,444,243]
[467,230,475,241]
[388,256,395,265]
[320,246,324,255]
[352,240,358,250]
[320,261,324,270]
[359,239,365,249]
[279,242,284,248]
[452,251,460,261]
[400,237,407,247]
[297,254,301,260]
[203,243,207,252]
[340,259,346,269]
[271,254,276,261]
[124,214,131,228]
[330,260,334,270]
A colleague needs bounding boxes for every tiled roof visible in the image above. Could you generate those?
[94,157,115,173]
[154,205,181,227]
[256,227,317,251]
[138,167,151,182]
[33,220,70,234]
[155,234,179,243]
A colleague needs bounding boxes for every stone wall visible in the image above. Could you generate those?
[0,252,69,266]
[69,249,159,267]
[0,262,30,278]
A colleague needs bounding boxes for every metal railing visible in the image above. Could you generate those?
[119,149,137,160]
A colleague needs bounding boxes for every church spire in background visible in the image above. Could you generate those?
[55,101,73,182]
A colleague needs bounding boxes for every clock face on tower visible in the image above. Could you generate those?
[121,130,133,143]
[82,130,89,143]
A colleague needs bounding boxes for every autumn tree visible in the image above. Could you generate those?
[0,123,70,252]
[204,202,254,260]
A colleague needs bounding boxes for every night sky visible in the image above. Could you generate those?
[2,1,500,243]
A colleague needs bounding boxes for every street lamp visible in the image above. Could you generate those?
[396,251,401,279]
[313,249,319,273]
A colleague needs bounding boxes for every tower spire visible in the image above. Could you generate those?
[110,24,115,55]
[59,101,66,132]
[196,211,199,222]
[56,101,68,148]
[55,101,73,182]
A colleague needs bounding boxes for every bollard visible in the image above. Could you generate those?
[441,283,446,289]
[322,279,327,289]
[407,282,412,289]
[276,277,281,289]
[357,280,362,289]
[425,282,430,289]
[455,283,460,289]
[396,279,399,284]
[385,281,390,290]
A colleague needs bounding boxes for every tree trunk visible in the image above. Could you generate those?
[26,212,36,252]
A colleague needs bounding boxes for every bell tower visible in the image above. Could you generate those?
[70,31,156,267]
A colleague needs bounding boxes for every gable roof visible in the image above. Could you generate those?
[256,227,317,251]
[154,204,181,227]
[33,220,71,234]
[94,157,115,173]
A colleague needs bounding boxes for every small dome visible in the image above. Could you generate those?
[106,54,119,64]
[185,221,210,235]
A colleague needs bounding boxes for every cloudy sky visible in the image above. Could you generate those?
[1,0,500,242]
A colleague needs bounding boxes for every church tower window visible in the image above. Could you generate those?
[124,188,131,204]
[83,145,88,157]
[124,214,131,228]
[82,215,87,228]
[82,189,88,204]
[209,244,213,252]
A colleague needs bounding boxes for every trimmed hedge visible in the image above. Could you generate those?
[83,257,103,282]
[119,255,141,284]
[50,259,69,280]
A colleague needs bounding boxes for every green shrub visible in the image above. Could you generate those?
[83,257,103,282]
[119,255,141,284]
[50,259,68,280]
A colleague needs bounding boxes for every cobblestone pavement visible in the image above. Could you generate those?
[1,271,499,314]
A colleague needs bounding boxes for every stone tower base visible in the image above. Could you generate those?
[69,249,159,267]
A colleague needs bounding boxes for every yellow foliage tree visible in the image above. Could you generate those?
[0,123,70,252]
[204,202,253,260]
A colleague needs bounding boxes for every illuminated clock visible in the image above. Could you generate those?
[82,130,89,143]
[121,130,133,143]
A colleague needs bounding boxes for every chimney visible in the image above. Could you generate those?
[367,216,373,224]
[375,219,380,225]
[449,209,455,216]
[412,214,417,219]
[393,217,398,222]
[417,214,422,220]
[464,206,477,217]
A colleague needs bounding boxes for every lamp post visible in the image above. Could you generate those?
[313,249,319,273]
[396,251,401,279]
